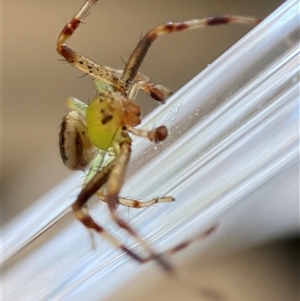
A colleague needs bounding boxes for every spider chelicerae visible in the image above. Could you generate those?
[57,0,259,271]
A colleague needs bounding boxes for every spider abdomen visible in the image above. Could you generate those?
[86,91,141,150]
[59,111,95,170]
[86,92,123,150]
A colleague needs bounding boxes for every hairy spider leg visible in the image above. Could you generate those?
[57,0,171,102]
[57,0,259,99]
[104,67,173,102]
[122,16,260,89]
[97,191,174,209]
[74,153,216,267]
[72,138,173,271]
[72,158,149,265]
[57,0,126,93]
[143,224,218,264]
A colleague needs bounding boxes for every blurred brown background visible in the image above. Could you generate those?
[2,0,285,223]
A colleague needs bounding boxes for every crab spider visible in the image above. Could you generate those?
[57,0,259,271]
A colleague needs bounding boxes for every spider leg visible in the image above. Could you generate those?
[121,15,260,88]
[57,0,126,93]
[104,66,173,102]
[105,138,173,271]
[72,159,150,265]
[118,196,174,208]
[162,225,217,257]
[143,225,218,263]
[97,190,174,208]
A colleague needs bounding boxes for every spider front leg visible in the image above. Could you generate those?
[57,0,126,93]
[121,16,260,88]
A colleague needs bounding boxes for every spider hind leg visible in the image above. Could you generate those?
[72,138,173,271]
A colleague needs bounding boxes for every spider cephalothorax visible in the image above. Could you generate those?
[57,0,259,271]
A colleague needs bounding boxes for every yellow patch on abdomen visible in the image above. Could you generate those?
[86,96,122,150]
